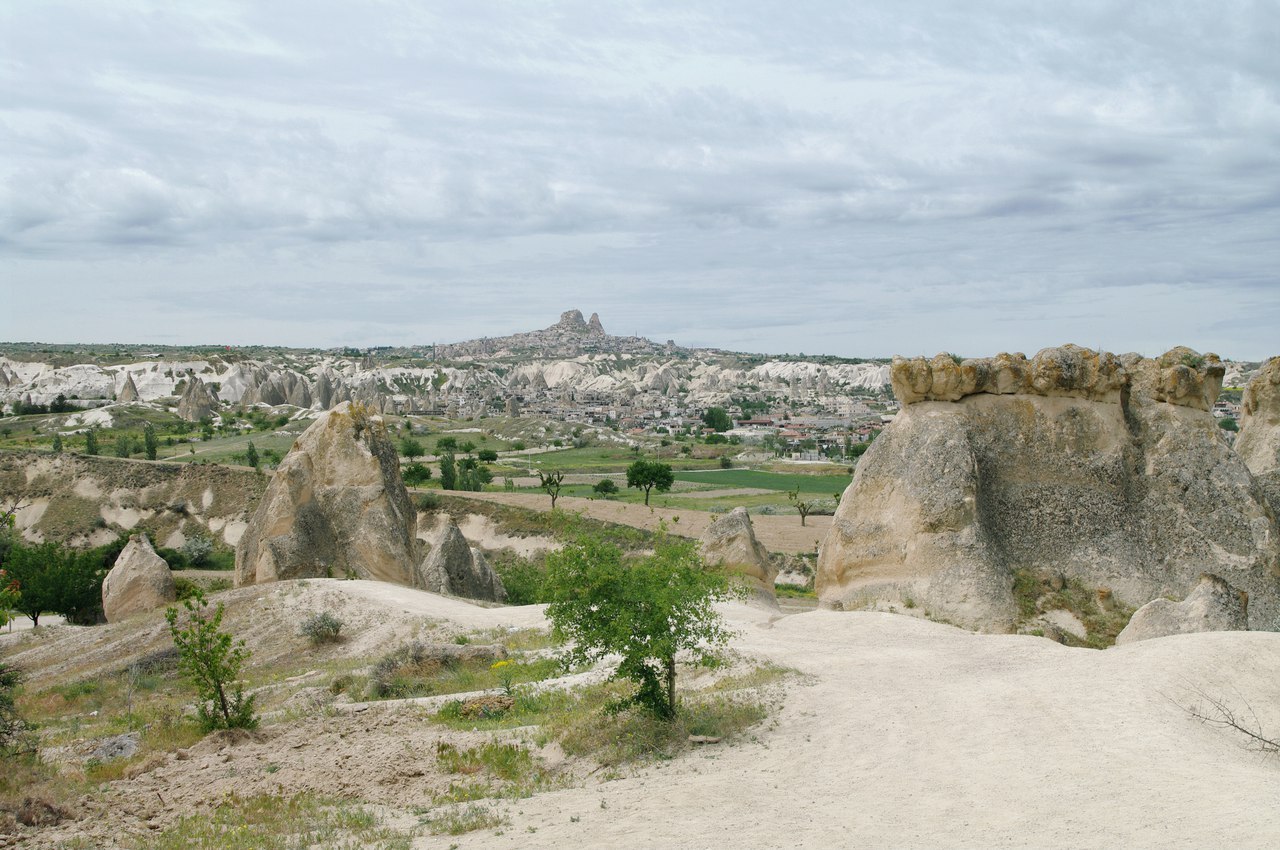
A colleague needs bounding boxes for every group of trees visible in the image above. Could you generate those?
[0,511,120,627]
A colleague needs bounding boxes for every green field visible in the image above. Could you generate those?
[525,446,728,473]
[672,469,851,494]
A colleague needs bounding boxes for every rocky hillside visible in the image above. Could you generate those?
[0,311,890,418]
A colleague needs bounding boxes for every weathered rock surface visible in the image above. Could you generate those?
[701,507,778,604]
[176,375,219,422]
[102,534,176,622]
[416,519,506,602]
[1115,574,1250,645]
[235,402,420,587]
[818,345,1280,632]
[1236,357,1280,514]
[117,373,140,403]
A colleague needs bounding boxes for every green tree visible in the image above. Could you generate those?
[626,460,674,506]
[1219,417,1239,432]
[538,470,566,509]
[402,462,432,486]
[476,448,498,463]
[544,535,735,720]
[143,423,158,460]
[51,433,63,453]
[84,426,99,456]
[436,436,458,453]
[1,541,106,626]
[439,451,458,490]
[702,407,732,432]
[245,440,259,469]
[592,479,618,497]
[1,660,31,755]
[165,590,257,732]
[399,436,425,460]
[113,435,133,458]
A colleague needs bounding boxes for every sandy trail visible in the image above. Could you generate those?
[443,609,1280,849]
[447,491,832,554]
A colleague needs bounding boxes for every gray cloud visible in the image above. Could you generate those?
[1,0,1277,359]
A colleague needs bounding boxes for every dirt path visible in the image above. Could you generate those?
[448,491,832,554]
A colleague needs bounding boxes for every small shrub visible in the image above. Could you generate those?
[165,590,257,731]
[592,479,618,497]
[416,492,441,512]
[299,611,342,645]
[1,661,33,756]
[180,535,214,567]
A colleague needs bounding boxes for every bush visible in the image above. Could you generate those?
[0,660,32,756]
[299,611,342,645]
[592,479,618,497]
[181,535,214,568]
[416,492,442,512]
[165,590,257,731]
[491,552,548,606]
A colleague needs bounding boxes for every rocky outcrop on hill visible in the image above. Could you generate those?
[701,507,778,605]
[1236,357,1280,513]
[176,375,219,422]
[416,519,507,602]
[102,534,176,622]
[1115,574,1249,645]
[818,345,1280,632]
[235,402,420,587]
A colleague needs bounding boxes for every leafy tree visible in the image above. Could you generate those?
[1219,417,1239,432]
[245,440,259,469]
[436,436,458,453]
[538,470,566,509]
[51,433,63,453]
[460,440,477,454]
[592,479,618,497]
[399,436,425,460]
[849,440,870,459]
[544,535,735,720]
[402,462,432,486]
[719,456,733,469]
[181,535,214,568]
[143,422,158,460]
[626,460,674,506]
[165,590,257,732]
[702,407,732,432]
[84,426,99,456]
[439,451,458,491]
[476,448,498,463]
[1,541,107,626]
[113,435,133,458]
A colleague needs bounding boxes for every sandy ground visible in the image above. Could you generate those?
[448,491,832,554]
[7,580,1280,848]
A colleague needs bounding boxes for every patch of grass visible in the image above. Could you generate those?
[1011,569,1136,648]
[420,803,507,836]
[774,584,816,599]
[130,793,412,849]
[671,469,852,494]
[366,643,560,701]
[436,740,541,783]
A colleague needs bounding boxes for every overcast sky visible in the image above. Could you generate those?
[2,1,1277,360]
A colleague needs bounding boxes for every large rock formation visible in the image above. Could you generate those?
[701,507,778,605]
[102,534,176,622]
[818,345,1280,632]
[1236,357,1280,514]
[417,519,506,602]
[1115,574,1249,645]
[176,375,218,422]
[235,402,420,586]
[117,372,140,403]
